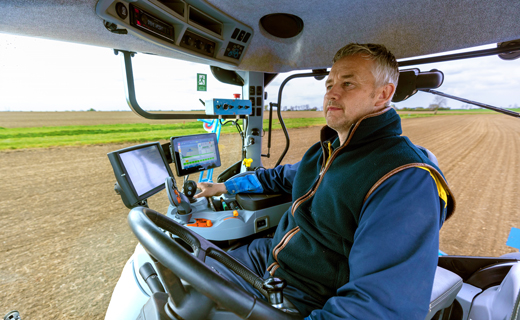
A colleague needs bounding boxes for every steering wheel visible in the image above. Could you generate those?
[128,206,302,320]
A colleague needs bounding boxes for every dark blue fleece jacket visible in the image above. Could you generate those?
[243,108,455,319]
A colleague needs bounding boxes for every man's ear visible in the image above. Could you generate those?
[375,83,396,107]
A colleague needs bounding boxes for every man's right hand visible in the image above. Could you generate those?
[194,182,228,199]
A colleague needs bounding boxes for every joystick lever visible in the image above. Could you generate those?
[183,180,198,203]
[165,177,192,223]
[262,277,287,309]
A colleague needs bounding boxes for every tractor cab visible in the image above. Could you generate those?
[2,0,520,319]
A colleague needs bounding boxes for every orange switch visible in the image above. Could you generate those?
[187,218,213,228]
[233,210,239,217]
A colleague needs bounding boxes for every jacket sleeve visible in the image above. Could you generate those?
[306,167,441,320]
[254,162,300,194]
[224,162,300,195]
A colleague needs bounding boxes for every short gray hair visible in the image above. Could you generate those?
[333,43,399,93]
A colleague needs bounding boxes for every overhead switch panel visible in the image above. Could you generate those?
[96,0,253,66]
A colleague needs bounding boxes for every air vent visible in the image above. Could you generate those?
[188,6,223,37]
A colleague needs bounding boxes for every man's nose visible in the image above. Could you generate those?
[325,84,340,100]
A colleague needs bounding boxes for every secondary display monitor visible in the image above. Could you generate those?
[108,142,173,208]
[170,133,221,176]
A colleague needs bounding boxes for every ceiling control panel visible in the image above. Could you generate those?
[96,0,253,66]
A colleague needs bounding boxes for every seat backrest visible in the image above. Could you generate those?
[415,145,439,167]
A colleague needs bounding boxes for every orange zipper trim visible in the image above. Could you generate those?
[273,227,300,261]
[268,263,280,276]
[290,107,391,216]
[271,226,300,260]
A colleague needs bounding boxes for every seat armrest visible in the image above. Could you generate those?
[427,266,463,319]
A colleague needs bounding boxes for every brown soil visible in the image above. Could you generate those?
[1,113,519,319]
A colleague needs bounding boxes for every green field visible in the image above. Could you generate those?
[1,109,516,150]
[0,118,328,150]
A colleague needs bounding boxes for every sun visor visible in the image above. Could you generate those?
[392,69,444,102]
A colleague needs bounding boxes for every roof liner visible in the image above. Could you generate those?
[1,0,519,73]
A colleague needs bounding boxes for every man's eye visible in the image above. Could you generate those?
[343,82,351,87]
[326,85,332,90]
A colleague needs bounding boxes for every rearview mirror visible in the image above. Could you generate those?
[392,68,444,102]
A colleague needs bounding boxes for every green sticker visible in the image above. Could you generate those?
[197,73,207,91]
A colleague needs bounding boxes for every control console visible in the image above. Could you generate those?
[165,183,290,241]
[205,98,252,116]
[108,136,290,242]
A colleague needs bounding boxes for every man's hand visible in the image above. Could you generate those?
[194,182,228,199]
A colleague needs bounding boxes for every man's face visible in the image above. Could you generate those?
[323,54,387,138]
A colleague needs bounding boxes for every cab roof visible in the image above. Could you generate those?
[1,0,519,73]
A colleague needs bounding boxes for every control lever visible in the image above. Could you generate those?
[183,180,198,203]
[139,262,165,294]
[262,277,287,309]
[165,177,192,223]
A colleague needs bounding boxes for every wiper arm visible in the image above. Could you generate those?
[421,89,520,118]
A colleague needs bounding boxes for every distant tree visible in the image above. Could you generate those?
[87,108,96,112]
[429,96,448,114]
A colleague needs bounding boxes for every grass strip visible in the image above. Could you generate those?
[0,110,498,150]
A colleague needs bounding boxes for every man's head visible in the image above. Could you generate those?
[324,43,399,143]
[333,43,399,91]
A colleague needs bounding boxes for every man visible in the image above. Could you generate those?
[195,43,455,319]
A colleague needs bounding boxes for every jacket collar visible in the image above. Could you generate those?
[320,107,402,148]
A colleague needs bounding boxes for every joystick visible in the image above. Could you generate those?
[165,177,192,223]
[183,180,198,203]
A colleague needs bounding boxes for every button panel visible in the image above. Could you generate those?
[230,28,251,43]
[180,30,216,57]
[205,98,252,115]
[224,42,244,60]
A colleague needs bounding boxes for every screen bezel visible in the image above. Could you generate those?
[170,133,221,177]
[108,142,173,206]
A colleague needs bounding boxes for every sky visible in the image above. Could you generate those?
[1,32,519,112]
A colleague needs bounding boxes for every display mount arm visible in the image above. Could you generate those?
[421,89,520,118]
[115,49,245,120]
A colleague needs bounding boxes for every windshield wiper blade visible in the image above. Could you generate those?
[421,89,520,118]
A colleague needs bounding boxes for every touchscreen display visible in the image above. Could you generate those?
[119,145,170,196]
[171,133,221,176]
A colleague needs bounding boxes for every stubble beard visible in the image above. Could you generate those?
[324,101,353,134]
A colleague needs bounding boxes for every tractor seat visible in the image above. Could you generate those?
[416,145,439,167]
[426,266,463,319]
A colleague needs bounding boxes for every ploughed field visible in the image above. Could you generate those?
[1,112,519,319]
